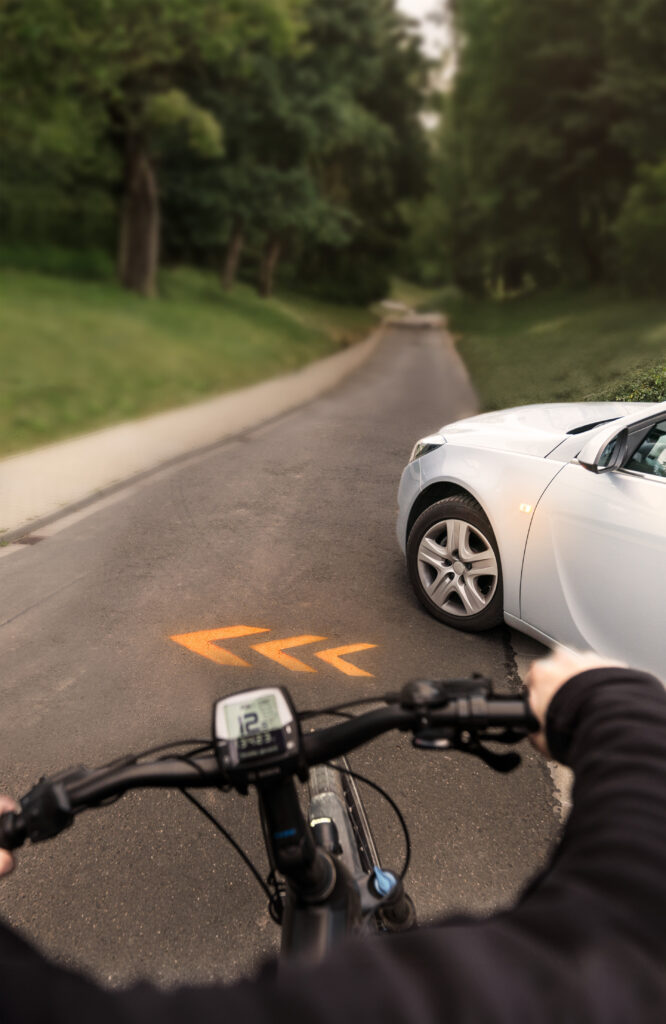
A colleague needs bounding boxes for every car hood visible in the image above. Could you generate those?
[439,402,651,458]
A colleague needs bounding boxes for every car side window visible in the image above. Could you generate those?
[625,420,666,479]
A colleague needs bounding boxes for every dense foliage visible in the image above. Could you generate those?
[448,288,666,410]
[590,362,666,403]
[404,0,666,296]
[0,0,429,301]
[4,0,663,304]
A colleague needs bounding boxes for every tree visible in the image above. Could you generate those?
[162,0,428,301]
[1,0,302,295]
[159,19,333,293]
[287,0,431,301]
[117,88,223,297]
[614,161,666,294]
[447,0,631,289]
[415,0,666,293]
[601,0,666,167]
[1,0,430,303]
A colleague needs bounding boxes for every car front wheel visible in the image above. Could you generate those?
[407,496,503,632]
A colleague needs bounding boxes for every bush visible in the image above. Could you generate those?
[588,363,666,403]
[0,245,114,280]
[289,245,391,305]
[417,283,465,313]
[614,162,666,296]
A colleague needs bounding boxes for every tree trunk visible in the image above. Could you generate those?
[117,140,160,298]
[221,221,244,289]
[580,225,604,283]
[258,236,282,298]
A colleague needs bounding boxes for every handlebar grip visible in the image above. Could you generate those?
[0,811,27,852]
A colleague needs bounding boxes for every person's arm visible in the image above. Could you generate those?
[2,652,666,1024]
[515,651,666,956]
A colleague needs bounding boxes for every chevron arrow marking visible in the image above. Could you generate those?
[315,643,377,677]
[170,625,269,667]
[251,635,326,673]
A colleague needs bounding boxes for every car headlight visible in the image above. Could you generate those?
[409,435,446,463]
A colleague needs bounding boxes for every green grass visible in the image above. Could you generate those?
[388,277,449,310]
[0,267,375,456]
[423,288,666,410]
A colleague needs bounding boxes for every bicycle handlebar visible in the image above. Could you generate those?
[0,685,537,853]
[301,696,534,762]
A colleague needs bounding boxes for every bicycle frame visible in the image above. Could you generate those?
[258,775,367,960]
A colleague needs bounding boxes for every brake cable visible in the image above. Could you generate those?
[178,789,278,911]
[301,703,413,880]
[64,740,216,816]
[325,761,412,880]
[133,739,212,761]
[299,695,395,720]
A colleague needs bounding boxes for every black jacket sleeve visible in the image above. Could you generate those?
[2,667,666,1024]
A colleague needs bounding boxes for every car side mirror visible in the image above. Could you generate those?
[578,428,629,473]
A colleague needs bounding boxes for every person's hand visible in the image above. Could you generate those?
[0,796,19,877]
[525,647,624,757]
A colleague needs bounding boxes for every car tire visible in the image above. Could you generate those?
[407,495,503,632]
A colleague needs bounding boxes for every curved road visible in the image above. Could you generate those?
[0,322,558,986]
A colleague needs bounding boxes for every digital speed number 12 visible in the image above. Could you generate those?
[228,694,281,739]
[239,710,261,735]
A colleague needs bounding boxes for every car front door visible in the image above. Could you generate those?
[519,417,666,679]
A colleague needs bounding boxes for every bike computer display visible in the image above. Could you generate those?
[213,687,302,790]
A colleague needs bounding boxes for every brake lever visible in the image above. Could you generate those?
[18,767,89,844]
[460,735,521,773]
[484,727,530,745]
[413,730,453,751]
[413,730,521,773]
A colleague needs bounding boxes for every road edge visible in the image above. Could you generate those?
[509,629,573,823]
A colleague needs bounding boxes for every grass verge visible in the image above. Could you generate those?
[388,277,452,310]
[422,288,666,410]
[0,267,375,457]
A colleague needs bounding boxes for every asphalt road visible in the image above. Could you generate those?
[0,323,559,988]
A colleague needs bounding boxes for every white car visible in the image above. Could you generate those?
[397,401,666,679]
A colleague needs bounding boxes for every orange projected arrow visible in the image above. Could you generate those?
[252,635,326,673]
[170,625,269,667]
[315,644,377,677]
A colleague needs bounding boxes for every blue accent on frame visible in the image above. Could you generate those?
[273,828,298,840]
[373,867,397,896]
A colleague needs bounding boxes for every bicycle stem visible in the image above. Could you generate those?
[257,777,334,901]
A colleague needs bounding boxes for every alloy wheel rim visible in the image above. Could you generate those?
[416,518,498,617]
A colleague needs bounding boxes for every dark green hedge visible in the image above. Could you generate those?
[588,363,666,403]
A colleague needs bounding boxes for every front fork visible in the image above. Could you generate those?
[257,777,414,962]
